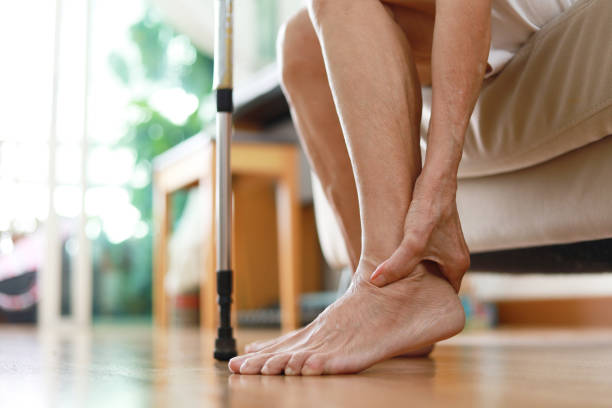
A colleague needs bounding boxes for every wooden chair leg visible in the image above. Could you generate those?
[276,153,302,331]
[153,187,171,327]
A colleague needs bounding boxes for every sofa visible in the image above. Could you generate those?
[309,0,612,275]
[230,0,612,303]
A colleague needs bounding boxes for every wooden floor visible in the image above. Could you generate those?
[1,325,611,407]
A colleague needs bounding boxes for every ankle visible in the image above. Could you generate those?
[354,255,384,282]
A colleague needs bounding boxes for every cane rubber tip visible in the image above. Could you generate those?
[214,336,237,361]
[214,349,237,361]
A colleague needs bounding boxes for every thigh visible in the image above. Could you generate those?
[382,0,435,85]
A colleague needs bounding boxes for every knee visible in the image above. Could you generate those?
[308,0,371,27]
[277,9,319,91]
[307,0,331,25]
[308,0,342,25]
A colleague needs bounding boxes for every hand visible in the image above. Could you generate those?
[369,173,470,292]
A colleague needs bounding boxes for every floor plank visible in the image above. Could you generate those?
[0,325,611,407]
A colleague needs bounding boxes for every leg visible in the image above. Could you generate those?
[243,9,361,354]
[231,0,464,375]
[244,6,435,355]
[280,9,363,272]
[283,1,436,275]
[313,0,423,274]
[277,2,435,272]
[244,6,434,355]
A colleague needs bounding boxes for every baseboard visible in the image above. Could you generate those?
[496,297,612,327]
[466,272,612,300]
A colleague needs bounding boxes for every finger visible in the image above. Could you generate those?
[369,237,423,287]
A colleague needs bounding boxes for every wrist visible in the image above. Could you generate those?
[411,175,457,224]
[424,121,466,180]
[419,164,458,197]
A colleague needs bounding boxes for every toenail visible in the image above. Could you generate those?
[285,367,296,376]
[301,364,318,376]
[239,361,251,372]
[301,367,315,376]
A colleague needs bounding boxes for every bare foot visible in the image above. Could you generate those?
[246,330,435,357]
[244,329,306,354]
[229,261,464,375]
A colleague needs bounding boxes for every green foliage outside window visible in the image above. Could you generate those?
[95,2,282,317]
[95,9,213,316]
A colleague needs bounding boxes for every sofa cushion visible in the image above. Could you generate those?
[420,0,612,179]
[458,135,612,252]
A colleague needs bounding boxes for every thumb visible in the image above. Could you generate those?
[369,240,422,287]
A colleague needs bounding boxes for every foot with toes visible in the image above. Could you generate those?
[229,261,464,375]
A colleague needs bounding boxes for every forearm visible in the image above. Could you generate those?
[422,0,491,187]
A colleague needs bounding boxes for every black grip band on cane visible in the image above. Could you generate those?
[216,89,233,112]
[214,269,237,361]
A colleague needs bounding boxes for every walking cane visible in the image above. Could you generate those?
[213,0,237,361]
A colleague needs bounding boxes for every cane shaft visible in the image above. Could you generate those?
[213,0,233,90]
[213,0,236,361]
[215,110,232,270]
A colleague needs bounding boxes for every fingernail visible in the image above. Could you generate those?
[370,272,386,287]
[369,266,381,281]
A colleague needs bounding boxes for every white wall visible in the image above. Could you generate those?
[151,0,306,85]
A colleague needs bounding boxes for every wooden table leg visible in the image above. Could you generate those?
[153,186,171,327]
[276,150,302,331]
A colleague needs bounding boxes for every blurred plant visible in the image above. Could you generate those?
[94,7,214,316]
[97,1,282,317]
